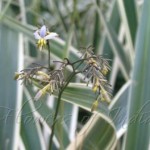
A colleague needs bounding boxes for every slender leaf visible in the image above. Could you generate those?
[26,86,70,148]
[21,93,46,150]
[117,0,137,45]
[0,23,23,149]
[123,0,150,149]
[67,114,117,150]
[94,1,131,80]
[109,81,131,138]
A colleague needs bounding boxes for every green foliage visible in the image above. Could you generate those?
[0,0,149,149]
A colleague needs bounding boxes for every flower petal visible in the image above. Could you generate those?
[40,25,46,38]
[34,90,43,101]
[34,31,41,40]
[44,32,58,40]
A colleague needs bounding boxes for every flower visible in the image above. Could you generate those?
[33,63,66,100]
[91,100,99,112]
[14,63,51,85]
[80,46,112,104]
[34,25,58,50]
[92,77,100,92]
[34,83,51,101]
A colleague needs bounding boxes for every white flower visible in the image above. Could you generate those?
[34,25,58,50]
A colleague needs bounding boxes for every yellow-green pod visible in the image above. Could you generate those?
[91,100,99,112]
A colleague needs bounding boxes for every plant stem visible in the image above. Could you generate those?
[47,41,51,70]
[49,72,75,150]
[49,60,84,150]
[49,91,62,150]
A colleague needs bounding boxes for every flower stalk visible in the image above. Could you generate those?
[14,25,112,149]
[47,41,51,70]
[49,59,85,150]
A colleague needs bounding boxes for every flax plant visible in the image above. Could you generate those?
[15,25,111,149]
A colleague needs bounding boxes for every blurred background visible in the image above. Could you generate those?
[1,0,150,150]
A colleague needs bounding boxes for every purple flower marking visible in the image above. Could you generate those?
[40,25,46,38]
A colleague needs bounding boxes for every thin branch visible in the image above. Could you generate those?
[47,41,51,70]
[49,60,84,150]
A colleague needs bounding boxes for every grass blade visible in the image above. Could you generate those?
[123,0,150,149]
[21,93,46,150]
[67,114,117,150]
[94,1,131,80]
[0,24,23,149]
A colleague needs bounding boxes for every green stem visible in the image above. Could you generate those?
[49,91,62,150]
[47,42,51,70]
[49,60,84,150]
[49,72,76,150]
